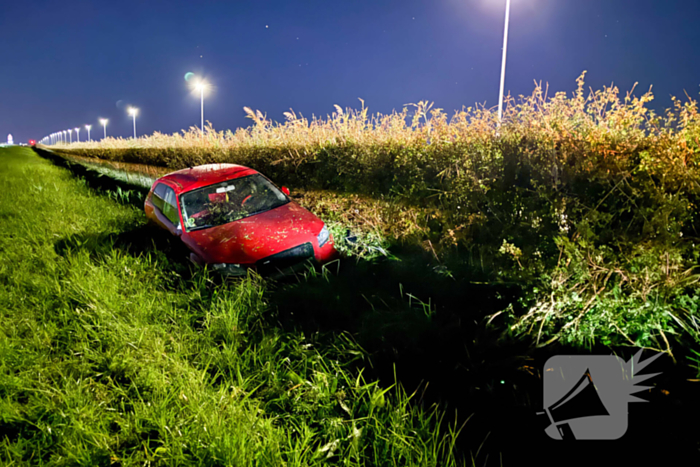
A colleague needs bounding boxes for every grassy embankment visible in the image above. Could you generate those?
[0,146,468,466]
[49,74,700,353]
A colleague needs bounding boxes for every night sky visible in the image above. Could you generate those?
[2,0,700,143]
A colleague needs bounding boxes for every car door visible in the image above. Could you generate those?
[152,182,181,235]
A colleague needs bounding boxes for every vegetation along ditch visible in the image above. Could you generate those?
[5,76,700,464]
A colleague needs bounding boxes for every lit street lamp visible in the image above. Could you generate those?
[498,0,511,124]
[128,107,138,139]
[100,118,108,139]
[68,129,72,143]
[86,124,92,141]
[75,127,80,142]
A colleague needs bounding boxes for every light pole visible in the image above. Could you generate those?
[86,124,91,141]
[128,107,138,139]
[68,129,72,143]
[200,83,204,133]
[100,118,108,139]
[196,81,207,133]
[497,0,511,125]
[75,127,80,142]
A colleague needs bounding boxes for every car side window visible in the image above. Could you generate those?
[152,183,179,225]
[152,183,167,212]
[162,186,179,225]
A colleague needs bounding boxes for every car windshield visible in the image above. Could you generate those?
[179,174,289,232]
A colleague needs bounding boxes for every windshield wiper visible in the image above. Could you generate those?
[188,224,213,232]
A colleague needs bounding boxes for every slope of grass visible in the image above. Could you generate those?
[0,146,468,466]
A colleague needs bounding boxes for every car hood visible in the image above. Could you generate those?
[185,200,324,264]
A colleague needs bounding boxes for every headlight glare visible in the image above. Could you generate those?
[317,225,330,247]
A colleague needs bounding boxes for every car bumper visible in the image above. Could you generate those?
[255,236,338,277]
[205,235,338,279]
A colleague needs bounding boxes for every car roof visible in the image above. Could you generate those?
[157,163,259,192]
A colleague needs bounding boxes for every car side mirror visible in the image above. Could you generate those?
[281,186,290,196]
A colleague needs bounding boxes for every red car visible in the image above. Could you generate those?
[144,163,338,276]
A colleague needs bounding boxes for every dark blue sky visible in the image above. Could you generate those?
[2,0,700,143]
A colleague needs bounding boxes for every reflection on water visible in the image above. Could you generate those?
[59,153,172,189]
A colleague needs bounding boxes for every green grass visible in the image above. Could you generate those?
[0,146,468,466]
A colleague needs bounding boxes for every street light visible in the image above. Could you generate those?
[75,127,80,142]
[86,124,92,141]
[68,129,72,143]
[497,0,511,125]
[99,118,108,139]
[128,107,138,138]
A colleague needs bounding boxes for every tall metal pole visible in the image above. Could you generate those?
[498,0,511,125]
[133,114,137,139]
[201,86,204,133]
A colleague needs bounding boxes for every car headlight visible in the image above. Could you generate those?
[317,224,330,247]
